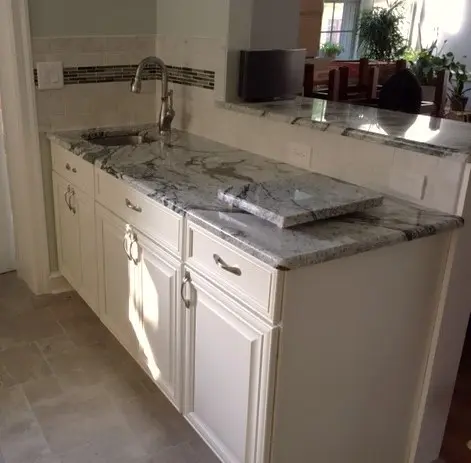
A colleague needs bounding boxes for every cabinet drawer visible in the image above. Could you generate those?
[51,144,94,196]
[186,222,282,322]
[95,168,183,257]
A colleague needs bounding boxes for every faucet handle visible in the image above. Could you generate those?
[167,89,174,110]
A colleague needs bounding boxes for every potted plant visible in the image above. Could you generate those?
[449,62,470,111]
[357,0,407,62]
[408,40,445,100]
[319,42,343,59]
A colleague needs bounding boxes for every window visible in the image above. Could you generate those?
[320,0,362,59]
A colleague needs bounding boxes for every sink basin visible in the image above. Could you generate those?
[85,134,160,146]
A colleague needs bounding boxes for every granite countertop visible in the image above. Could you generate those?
[219,98,471,162]
[48,125,463,270]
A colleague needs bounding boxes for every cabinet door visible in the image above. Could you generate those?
[95,204,139,358]
[53,172,98,313]
[53,172,81,290]
[135,231,182,409]
[184,271,277,463]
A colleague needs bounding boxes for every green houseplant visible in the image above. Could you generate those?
[320,42,344,59]
[409,40,446,85]
[448,60,470,111]
[358,0,407,61]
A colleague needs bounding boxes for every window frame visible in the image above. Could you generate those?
[320,0,362,59]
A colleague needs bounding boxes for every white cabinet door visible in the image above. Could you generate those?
[53,172,98,312]
[184,271,277,463]
[53,172,82,290]
[135,231,182,409]
[95,204,139,358]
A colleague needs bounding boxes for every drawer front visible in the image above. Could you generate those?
[95,168,183,257]
[186,222,281,322]
[51,144,94,196]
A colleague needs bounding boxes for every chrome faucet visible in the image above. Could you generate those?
[131,56,175,135]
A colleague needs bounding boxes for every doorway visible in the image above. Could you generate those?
[0,97,15,274]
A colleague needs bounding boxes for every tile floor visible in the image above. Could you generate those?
[0,272,219,463]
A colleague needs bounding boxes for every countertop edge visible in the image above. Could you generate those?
[188,208,464,270]
[217,101,471,164]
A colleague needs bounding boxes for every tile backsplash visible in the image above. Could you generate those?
[32,35,219,131]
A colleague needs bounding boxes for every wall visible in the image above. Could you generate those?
[421,0,471,67]
[29,0,156,37]
[157,0,229,40]
[299,0,324,56]
[250,0,300,49]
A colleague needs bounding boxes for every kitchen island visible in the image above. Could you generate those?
[48,125,463,463]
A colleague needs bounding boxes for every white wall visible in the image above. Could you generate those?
[420,0,471,67]
[28,0,157,37]
[250,0,300,49]
[157,0,229,40]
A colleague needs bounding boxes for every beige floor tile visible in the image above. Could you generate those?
[46,345,116,382]
[0,344,53,387]
[35,334,76,359]
[15,307,65,342]
[58,424,147,463]
[47,293,95,323]
[31,385,132,455]
[117,391,197,455]
[23,377,64,407]
[0,385,54,463]
[59,315,114,349]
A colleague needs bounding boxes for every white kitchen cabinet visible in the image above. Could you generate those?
[135,230,182,408]
[183,270,277,463]
[52,172,98,311]
[95,204,139,358]
[95,203,182,408]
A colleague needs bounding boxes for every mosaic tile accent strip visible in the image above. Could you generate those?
[34,64,215,90]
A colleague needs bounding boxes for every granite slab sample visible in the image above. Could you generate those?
[218,173,384,228]
[48,124,464,270]
[219,98,471,162]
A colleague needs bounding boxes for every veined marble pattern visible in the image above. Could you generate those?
[48,125,463,270]
[217,173,384,228]
[219,98,471,163]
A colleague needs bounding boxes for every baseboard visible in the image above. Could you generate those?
[48,271,72,294]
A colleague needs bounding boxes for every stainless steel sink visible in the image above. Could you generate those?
[85,134,160,146]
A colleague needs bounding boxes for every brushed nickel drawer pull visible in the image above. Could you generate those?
[125,198,142,213]
[213,254,242,276]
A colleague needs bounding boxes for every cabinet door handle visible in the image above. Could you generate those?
[129,234,139,265]
[123,234,131,261]
[181,271,191,309]
[65,163,71,171]
[64,188,71,211]
[125,198,142,213]
[213,254,242,276]
[68,187,76,215]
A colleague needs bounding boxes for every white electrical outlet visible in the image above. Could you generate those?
[37,61,64,90]
[287,142,312,169]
